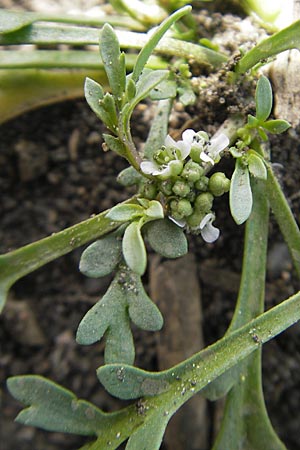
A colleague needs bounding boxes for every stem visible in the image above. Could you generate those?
[0,196,138,312]
[267,163,300,277]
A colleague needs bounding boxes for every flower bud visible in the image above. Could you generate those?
[177,199,193,217]
[208,172,231,197]
[172,180,191,197]
[186,211,204,228]
[195,176,209,191]
[159,179,173,196]
[194,192,214,213]
[181,160,203,183]
[139,182,157,200]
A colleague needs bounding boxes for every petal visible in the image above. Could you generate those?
[209,133,229,158]
[168,216,186,227]
[140,160,160,175]
[181,129,196,145]
[200,213,220,243]
[200,152,214,165]
[201,223,220,243]
[175,140,191,159]
[164,134,177,148]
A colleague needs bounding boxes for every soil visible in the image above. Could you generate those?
[1,3,300,450]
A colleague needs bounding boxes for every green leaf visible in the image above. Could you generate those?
[117,167,144,186]
[99,24,126,105]
[103,134,127,156]
[247,152,267,180]
[76,270,135,364]
[145,200,164,220]
[131,5,192,82]
[85,78,118,131]
[229,159,253,225]
[235,20,300,74]
[97,364,170,400]
[0,9,36,33]
[106,204,144,221]
[126,413,169,450]
[79,233,122,278]
[127,274,163,331]
[255,76,272,122]
[262,119,291,134]
[149,78,177,100]
[7,376,112,436]
[122,221,147,275]
[144,218,188,258]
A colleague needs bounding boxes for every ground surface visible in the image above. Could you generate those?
[1,2,300,450]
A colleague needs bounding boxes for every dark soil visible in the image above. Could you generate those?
[1,8,300,450]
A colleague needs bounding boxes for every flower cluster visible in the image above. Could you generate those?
[139,129,230,243]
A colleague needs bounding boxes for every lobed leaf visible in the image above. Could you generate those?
[79,233,122,278]
[76,271,135,364]
[229,159,253,225]
[97,364,170,400]
[255,76,272,122]
[85,78,118,131]
[144,218,188,258]
[99,24,126,105]
[7,376,113,436]
[103,134,127,156]
[126,413,169,450]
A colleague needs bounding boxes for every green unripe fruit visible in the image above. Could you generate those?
[181,161,203,183]
[169,199,184,220]
[139,182,157,200]
[195,176,209,191]
[208,172,231,197]
[186,211,204,228]
[172,180,190,197]
[177,199,193,217]
[194,192,214,213]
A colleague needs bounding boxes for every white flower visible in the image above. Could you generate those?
[140,132,191,178]
[202,133,230,165]
[186,129,229,166]
[199,213,220,243]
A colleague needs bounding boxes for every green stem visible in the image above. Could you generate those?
[0,196,138,312]
[212,178,285,449]
[267,163,300,277]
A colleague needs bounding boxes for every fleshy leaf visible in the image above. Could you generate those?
[143,99,173,159]
[126,413,169,450]
[262,119,291,134]
[103,134,127,156]
[255,76,272,122]
[247,152,267,180]
[149,78,177,100]
[145,218,188,258]
[79,233,122,278]
[122,221,147,275]
[126,272,163,331]
[84,78,117,132]
[97,364,170,400]
[117,167,144,186]
[145,200,164,219]
[7,376,113,436]
[76,271,135,364]
[106,204,144,221]
[229,159,253,225]
[99,24,126,104]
